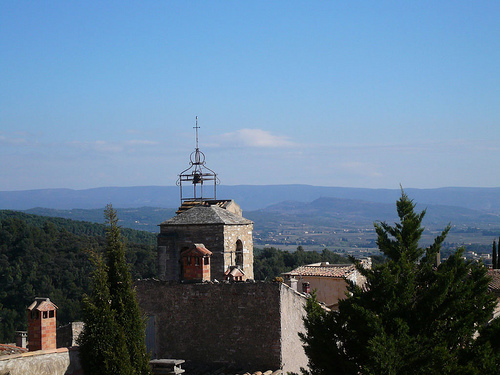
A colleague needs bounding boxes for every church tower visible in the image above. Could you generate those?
[157,118,254,281]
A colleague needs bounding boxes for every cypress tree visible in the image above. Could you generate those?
[103,205,151,375]
[493,240,497,270]
[298,192,499,375]
[78,205,150,375]
[78,252,134,375]
[497,237,500,269]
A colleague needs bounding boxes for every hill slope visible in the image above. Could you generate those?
[0,210,157,343]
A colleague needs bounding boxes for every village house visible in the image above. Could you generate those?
[282,258,371,309]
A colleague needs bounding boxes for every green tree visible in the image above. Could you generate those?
[78,205,150,375]
[299,192,499,375]
[497,236,500,269]
[492,240,497,270]
[78,252,134,375]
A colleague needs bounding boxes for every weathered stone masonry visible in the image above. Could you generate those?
[158,205,254,281]
[135,280,308,374]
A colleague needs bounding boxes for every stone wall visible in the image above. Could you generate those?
[57,322,84,349]
[280,286,308,373]
[136,280,308,374]
[0,347,82,375]
[223,224,254,279]
[158,223,253,281]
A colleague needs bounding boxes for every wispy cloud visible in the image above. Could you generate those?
[0,133,28,145]
[218,128,295,148]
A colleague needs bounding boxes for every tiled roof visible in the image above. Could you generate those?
[27,297,58,312]
[283,263,356,278]
[488,269,500,294]
[181,244,212,257]
[225,267,245,277]
[0,344,28,356]
[160,206,252,226]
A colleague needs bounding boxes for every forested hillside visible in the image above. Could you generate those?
[0,210,156,343]
[253,246,352,280]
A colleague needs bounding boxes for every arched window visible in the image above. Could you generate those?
[236,240,243,268]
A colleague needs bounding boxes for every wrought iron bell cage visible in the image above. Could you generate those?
[176,118,220,202]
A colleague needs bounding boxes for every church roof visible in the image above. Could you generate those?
[160,205,253,226]
[283,263,356,278]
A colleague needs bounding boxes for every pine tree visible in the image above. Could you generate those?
[78,205,151,375]
[492,240,497,270]
[298,192,499,375]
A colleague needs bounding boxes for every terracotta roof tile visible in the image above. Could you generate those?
[283,263,355,278]
[488,269,500,294]
[26,297,58,312]
[0,344,28,356]
[180,244,212,257]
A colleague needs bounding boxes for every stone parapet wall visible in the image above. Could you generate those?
[136,280,308,374]
[280,285,308,373]
[0,347,82,375]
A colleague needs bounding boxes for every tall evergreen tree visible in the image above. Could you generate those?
[298,192,499,375]
[103,205,151,374]
[497,236,500,268]
[78,205,151,375]
[78,252,134,375]
[492,240,497,270]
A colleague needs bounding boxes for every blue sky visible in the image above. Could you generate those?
[1,1,499,191]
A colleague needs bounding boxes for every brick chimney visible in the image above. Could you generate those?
[27,297,58,351]
[180,243,212,282]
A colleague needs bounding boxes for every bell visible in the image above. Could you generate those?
[192,173,202,184]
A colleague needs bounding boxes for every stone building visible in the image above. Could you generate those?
[282,258,371,309]
[136,122,308,373]
[136,280,307,374]
[158,202,254,281]
[158,120,254,282]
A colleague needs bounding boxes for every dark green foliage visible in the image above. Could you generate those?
[0,210,156,343]
[78,252,134,375]
[299,192,500,375]
[253,246,350,280]
[101,205,151,374]
[492,240,497,270]
[497,236,500,268]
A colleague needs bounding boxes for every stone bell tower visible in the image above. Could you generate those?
[157,118,254,281]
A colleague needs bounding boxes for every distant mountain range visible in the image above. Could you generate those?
[4,185,500,245]
[3,185,500,213]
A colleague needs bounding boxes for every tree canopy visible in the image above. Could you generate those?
[253,246,350,280]
[0,210,156,343]
[299,192,500,375]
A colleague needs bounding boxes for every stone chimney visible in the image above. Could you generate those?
[27,297,58,351]
[15,331,27,348]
